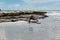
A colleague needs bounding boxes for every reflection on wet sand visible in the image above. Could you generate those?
[0,15,60,40]
[28,24,34,32]
[29,27,33,32]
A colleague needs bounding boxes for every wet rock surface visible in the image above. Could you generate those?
[0,15,48,23]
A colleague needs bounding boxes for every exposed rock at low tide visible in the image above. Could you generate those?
[0,11,48,23]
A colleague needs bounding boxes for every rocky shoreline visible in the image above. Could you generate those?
[0,15,48,23]
[0,11,48,23]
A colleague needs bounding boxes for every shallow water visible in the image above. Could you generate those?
[0,15,60,40]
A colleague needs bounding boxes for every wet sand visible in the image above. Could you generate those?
[0,15,60,40]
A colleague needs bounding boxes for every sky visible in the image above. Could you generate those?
[0,0,60,10]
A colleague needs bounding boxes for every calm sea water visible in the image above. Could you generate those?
[0,11,60,40]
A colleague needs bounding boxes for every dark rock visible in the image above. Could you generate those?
[0,9,1,11]
[11,19,18,22]
[44,15,48,17]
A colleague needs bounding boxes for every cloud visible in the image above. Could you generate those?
[22,0,58,4]
[21,0,60,10]
[0,0,60,10]
[7,4,21,10]
[0,2,5,4]
[54,2,60,6]
[0,4,21,10]
[9,4,21,7]
[14,4,20,7]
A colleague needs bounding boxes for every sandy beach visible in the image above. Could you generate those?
[0,14,60,40]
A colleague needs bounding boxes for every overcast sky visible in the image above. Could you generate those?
[0,0,60,10]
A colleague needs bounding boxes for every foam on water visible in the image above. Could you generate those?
[46,12,60,16]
